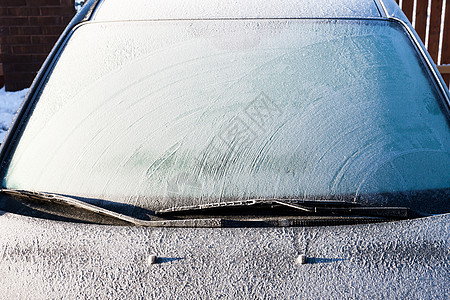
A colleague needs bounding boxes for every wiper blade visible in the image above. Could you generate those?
[156,199,413,218]
[157,199,315,214]
[0,189,222,227]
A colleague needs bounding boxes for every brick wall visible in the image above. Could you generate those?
[0,44,4,87]
[0,0,75,91]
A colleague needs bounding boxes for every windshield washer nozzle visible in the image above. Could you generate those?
[148,254,157,265]
[297,254,307,264]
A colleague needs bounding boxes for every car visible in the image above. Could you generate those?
[0,0,449,298]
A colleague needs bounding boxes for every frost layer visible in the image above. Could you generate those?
[4,20,449,211]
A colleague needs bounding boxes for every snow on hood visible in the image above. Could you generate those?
[0,212,448,298]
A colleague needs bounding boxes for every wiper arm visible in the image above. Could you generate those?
[0,189,222,227]
[156,199,413,218]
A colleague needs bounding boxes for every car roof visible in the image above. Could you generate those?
[91,0,383,21]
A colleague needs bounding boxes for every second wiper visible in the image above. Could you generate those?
[156,199,413,218]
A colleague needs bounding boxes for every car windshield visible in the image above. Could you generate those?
[1,19,449,214]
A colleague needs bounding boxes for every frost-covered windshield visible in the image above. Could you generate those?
[2,19,449,212]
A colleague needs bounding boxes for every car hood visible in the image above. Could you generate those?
[0,212,448,299]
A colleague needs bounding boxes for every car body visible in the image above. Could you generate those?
[0,0,449,298]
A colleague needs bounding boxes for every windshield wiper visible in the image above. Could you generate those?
[0,190,418,228]
[156,199,414,218]
[0,189,222,227]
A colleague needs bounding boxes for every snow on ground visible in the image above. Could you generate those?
[0,87,28,143]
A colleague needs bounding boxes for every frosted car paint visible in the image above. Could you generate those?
[0,210,448,299]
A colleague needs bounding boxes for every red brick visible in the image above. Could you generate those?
[40,6,75,15]
[5,72,36,83]
[13,62,43,72]
[31,54,48,63]
[62,15,74,24]
[41,26,65,35]
[60,0,74,6]
[1,46,13,55]
[7,72,38,81]
[26,0,62,6]
[4,79,33,91]
[1,17,29,26]
[2,63,15,73]
[8,26,42,35]
[29,16,63,25]
[4,0,27,6]
[6,7,40,16]
[1,54,34,64]
[0,27,9,35]
[3,36,31,44]
[30,35,59,44]
[2,0,76,91]
[12,44,53,55]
